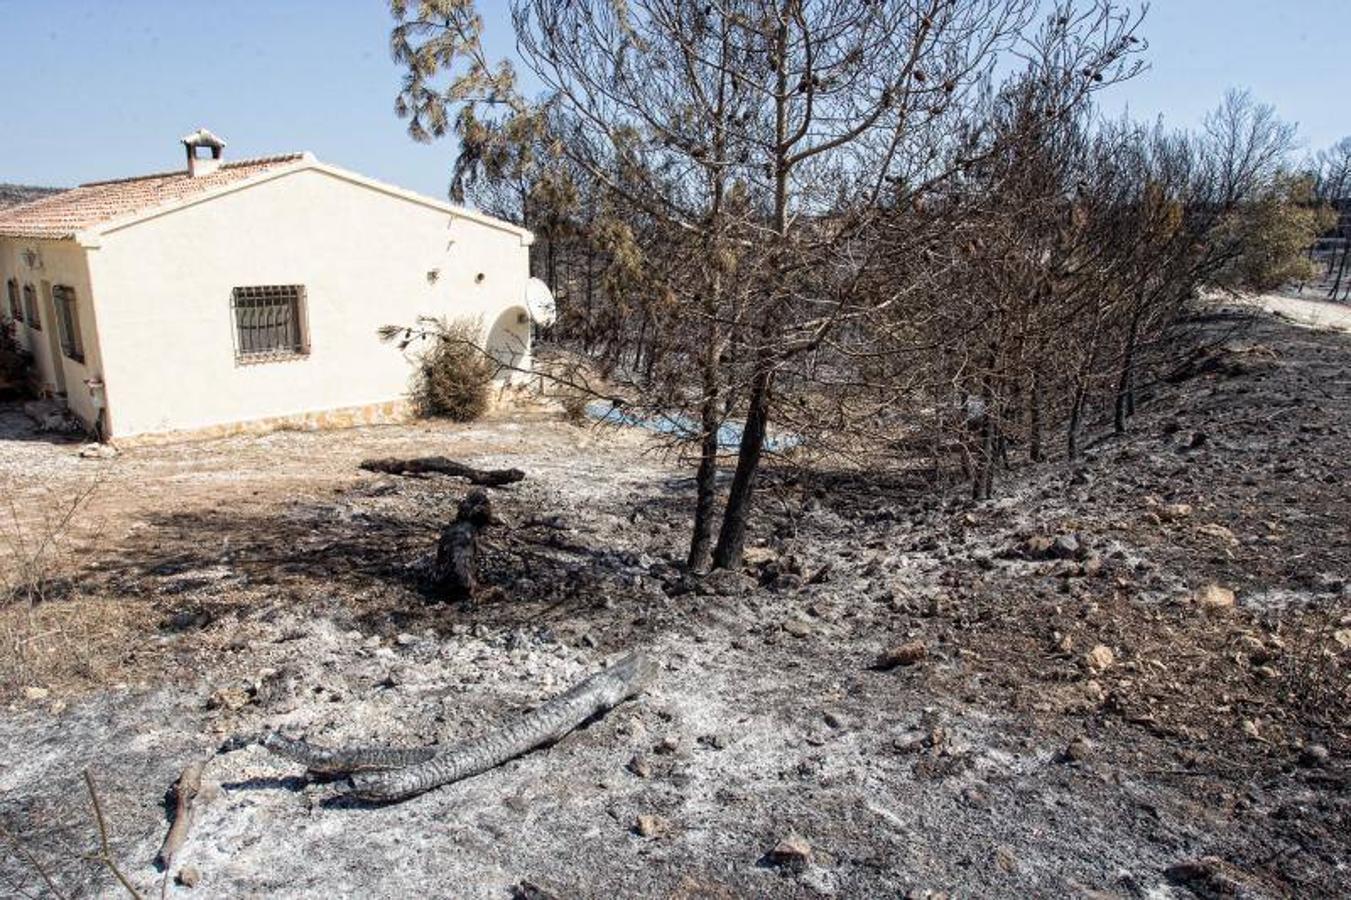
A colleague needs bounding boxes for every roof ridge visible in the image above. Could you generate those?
[79,153,307,188]
[0,152,313,240]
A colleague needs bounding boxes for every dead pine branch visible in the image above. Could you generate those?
[0,819,69,900]
[82,769,143,900]
[359,456,525,487]
[262,651,657,803]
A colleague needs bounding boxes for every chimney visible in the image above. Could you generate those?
[181,127,226,177]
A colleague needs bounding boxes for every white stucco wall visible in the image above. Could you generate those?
[0,237,104,425]
[85,166,531,439]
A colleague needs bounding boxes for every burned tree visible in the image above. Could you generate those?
[387,2,1325,530]
[502,0,1145,563]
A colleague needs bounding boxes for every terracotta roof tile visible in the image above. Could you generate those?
[0,153,306,240]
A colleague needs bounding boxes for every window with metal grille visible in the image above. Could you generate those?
[230,285,309,362]
[6,279,21,322]
[22,284,41,331]
[52,285,84,363]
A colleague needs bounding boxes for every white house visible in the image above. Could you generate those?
[0,129,551,444]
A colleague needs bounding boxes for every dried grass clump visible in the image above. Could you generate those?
[408,318,496,422]
[0,478,132,697]
[0,597,143,695]
[1276,599,1351,718]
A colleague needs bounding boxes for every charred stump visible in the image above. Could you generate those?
[433,489,497,601]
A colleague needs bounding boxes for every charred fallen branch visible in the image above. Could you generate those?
[261,652,656,803]
[359,456,525,487]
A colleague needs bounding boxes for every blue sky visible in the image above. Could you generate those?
[0,1,1344,202]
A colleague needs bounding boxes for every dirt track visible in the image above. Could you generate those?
[1,310,1348,898]
[1254,292,1351,333]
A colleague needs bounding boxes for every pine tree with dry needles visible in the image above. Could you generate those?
[390,0,1152,566]
[387,2,1328,548]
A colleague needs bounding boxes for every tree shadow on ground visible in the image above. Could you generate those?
[69,476,687,644]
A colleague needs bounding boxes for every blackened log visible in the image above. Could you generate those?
[261,733,437,774]
[360,456,525,487]
[259,653,656,804]
[360,653,655,802]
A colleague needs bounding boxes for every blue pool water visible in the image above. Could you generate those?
[584,401,802,452]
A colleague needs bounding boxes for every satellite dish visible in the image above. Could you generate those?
[524,276,556,326]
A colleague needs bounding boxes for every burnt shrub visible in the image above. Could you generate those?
[408,318,496,422]
[0,317,35,401]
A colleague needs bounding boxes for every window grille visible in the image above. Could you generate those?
[22,284,41,330]
[231,285,309,362]
[52,285,83,362]
[6,279,21,322]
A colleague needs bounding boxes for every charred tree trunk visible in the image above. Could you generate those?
[1114,307,1142,435]
[644,333,658,381]
[711,365,772,570]
[1028,374,1044,463]
[263,652,657,803]
[687,322,723,572]
[709,30,789,573]
[546,233,557,294]
[433,490,497,602]
[1328,245,1348,300]
[262,734,437,774]
[971,409,998,501]
[1067,384,1086,461]
[583,247,595,353]
[687,47,733,573]
[1068,324,1102,461]
[633,311,649,374]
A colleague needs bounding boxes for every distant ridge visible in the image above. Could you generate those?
[0,183,65,210]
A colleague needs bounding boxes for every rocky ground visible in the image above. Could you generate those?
[0,310,1347,899]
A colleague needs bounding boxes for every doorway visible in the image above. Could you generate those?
[484,306,532,383]
[40,280,66,395]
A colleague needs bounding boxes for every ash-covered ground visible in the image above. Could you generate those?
[1,311,1347,898]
